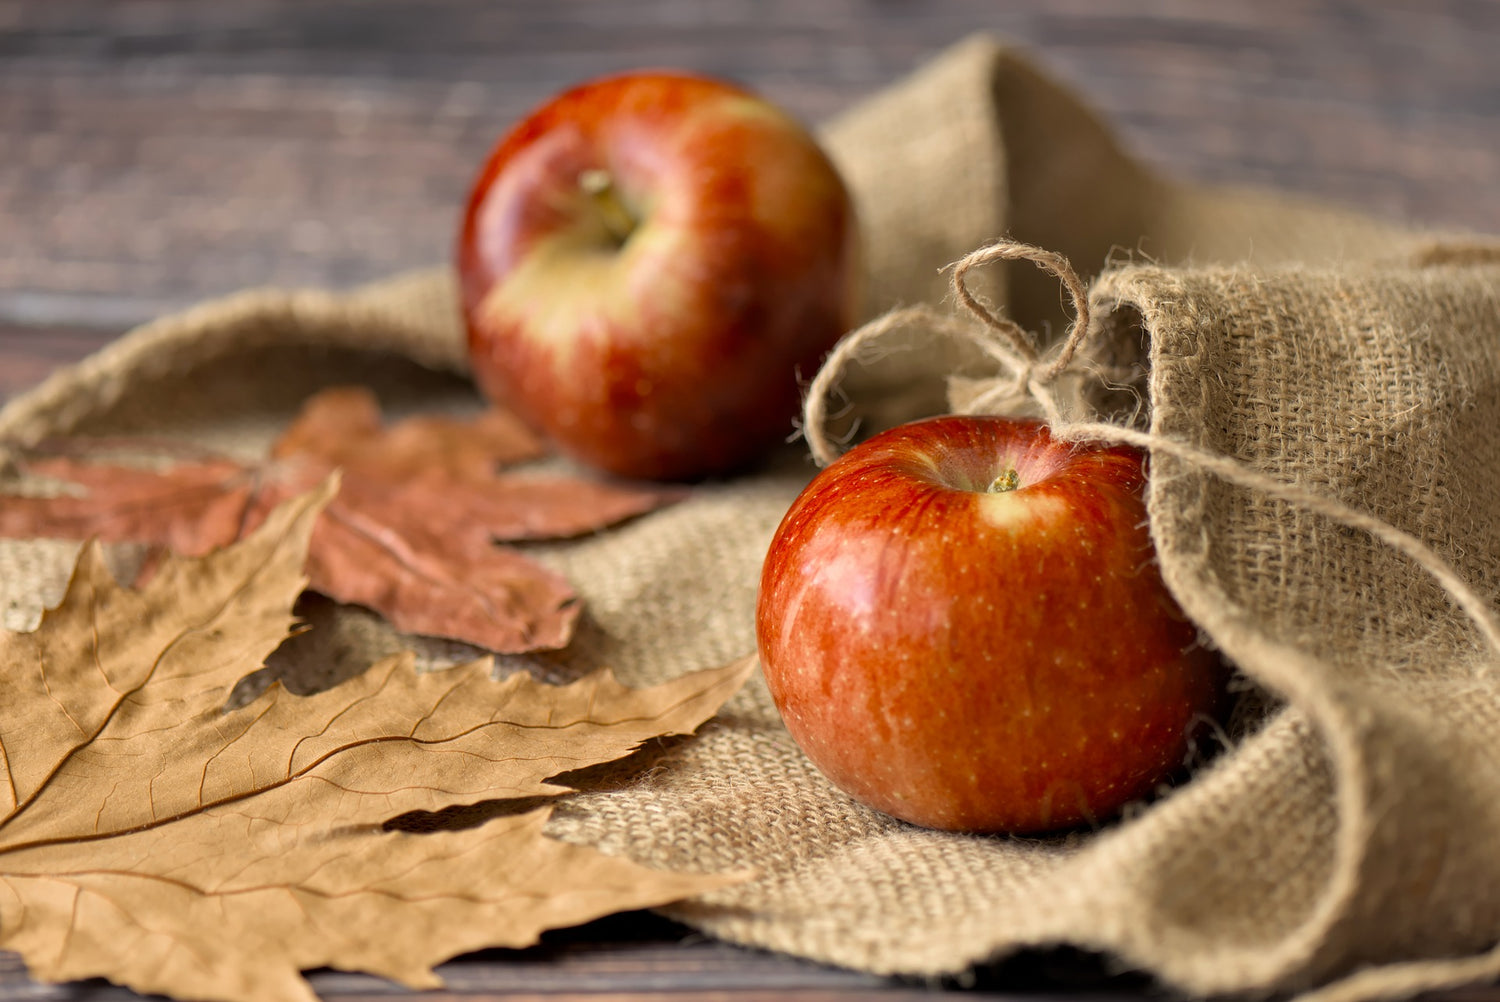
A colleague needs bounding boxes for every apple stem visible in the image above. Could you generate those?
[578,168,637,246]
[989,469,1020,493]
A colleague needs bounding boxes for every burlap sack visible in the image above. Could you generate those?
[4,35,1499,1002]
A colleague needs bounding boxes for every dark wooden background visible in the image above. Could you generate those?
[1,1,1498,999]
[4,0,1500,400]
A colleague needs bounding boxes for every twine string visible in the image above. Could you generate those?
[1060,420,1500,660]
[950,240,1095,384]
[800,304,1020,468]
[799,238,1500,666]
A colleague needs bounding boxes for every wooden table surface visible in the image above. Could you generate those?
[2,2,1498,1000]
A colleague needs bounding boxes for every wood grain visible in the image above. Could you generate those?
[0,911,1160,1000]
[1,0,1496,341]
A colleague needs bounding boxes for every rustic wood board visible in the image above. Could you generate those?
[1,0,1496,339]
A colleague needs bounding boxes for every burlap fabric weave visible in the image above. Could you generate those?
[4,36,1499,1002]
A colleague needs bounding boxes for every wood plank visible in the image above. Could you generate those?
[0,912,1164,1000]
[0,0,1495,333]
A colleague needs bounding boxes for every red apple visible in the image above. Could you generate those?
[756,416,1224,834]
[458,71,859,481]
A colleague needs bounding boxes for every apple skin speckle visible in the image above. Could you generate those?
[756,415,1226,835]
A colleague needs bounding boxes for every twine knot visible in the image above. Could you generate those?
[797,239,1500,668]
[800,239,1096,464]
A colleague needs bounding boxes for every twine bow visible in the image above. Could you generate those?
[800,239,1500,666]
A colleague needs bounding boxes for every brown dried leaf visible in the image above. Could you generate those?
[255,469,583,651]
[270,385,548,481]
[0,455,252,556]
[0,387,684,651]
[0,482,752,1002]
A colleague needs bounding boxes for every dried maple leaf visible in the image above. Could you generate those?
[269,385,548,482]
[0,387,684,651]
[0,453,255,557]
[0,479,752,1002]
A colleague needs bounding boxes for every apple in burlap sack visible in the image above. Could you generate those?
[757,415,1225,834]
[458,70,859,481]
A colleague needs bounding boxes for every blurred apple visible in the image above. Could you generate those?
[756,415,1224,834]
[458,71,859,480]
